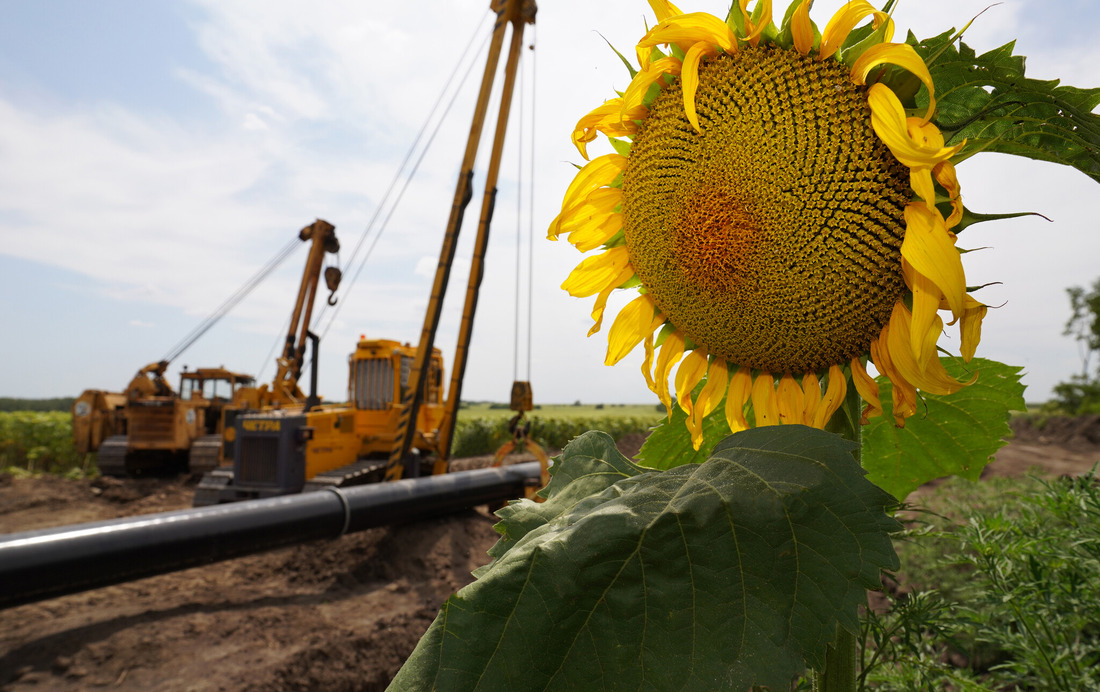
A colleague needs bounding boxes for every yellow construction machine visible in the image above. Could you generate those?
[211,218,342,462]
[73,363,256,476]
[193,0,539,505]
[73,219,341,477]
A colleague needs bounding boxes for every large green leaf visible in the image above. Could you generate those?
[636,401,732,470]
[390,427,900,691]
[477,431,648,575]
[862,358,1026,501]
[913,31,1100,183]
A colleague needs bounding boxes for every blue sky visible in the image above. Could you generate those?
[1,0,1097,406]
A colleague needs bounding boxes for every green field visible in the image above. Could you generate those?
[1,404,666,476]
[459,402,663,419]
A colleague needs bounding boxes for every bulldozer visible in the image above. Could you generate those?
[73,362,256,476]
[193,0,539,505]
[73,218,341,477]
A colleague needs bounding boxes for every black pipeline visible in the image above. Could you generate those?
[0,462,540,610]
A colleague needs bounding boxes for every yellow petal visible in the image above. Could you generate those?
[866,85,961,169]
[574,100,648,146]
[565,212,622,253]
[851,357,882,425]
[737,0,772,46]
[812,364,847,429]
[554,187,622,251]
[682,41,719,132]
[571,100,622,160]
[908,117,945,150]
[819,0,893,60]
[690,359,728,450]
[885,303,974,395]
[587,283,614,337]
[675,348,709,419]
[902,257,944,364]
[621,57,682,115]
[648,0,683,22]
[871,332,916,426]
[651,13,737,52]
[549,154,626,240]
[791,0,814,55]
[891,380,917,428]
[934,161,963,228]
[725,366,752,432]
[606,293,662,366]
[636,12,737,69]
[751,371,780,427]
[852,42,937,121]
[653,330,686,414]
[642,331,657,393]
[801,372,822,425]
[587,265,635,337]
[902,203,965,319]
[910,166,937,212]
[561,246,632,297]
[776,373,804,425]
[958,295,987,362]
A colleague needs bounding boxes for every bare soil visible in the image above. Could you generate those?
[1,423,1098,691]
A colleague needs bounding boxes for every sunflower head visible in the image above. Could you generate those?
[551,0,987,449]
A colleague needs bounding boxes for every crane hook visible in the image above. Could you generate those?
[325,266,342,306]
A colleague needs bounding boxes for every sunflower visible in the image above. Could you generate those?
[550,0,989,449]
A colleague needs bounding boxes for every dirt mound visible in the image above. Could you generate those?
[1011,414,1100,452]
[0,504,500,692]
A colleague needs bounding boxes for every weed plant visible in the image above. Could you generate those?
[858,471,1100,690]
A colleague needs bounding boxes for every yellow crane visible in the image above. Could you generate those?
[72,219,341,477]
[193,0,540,504]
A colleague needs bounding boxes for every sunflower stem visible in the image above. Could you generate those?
[813,376,864,692]
[813,627,859,692]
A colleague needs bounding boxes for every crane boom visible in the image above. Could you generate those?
[385,0,537,480]
[270,219,341,403]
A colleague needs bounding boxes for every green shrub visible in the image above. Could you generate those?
[0,411,91,475]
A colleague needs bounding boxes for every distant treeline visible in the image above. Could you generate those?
[0,398,75,412]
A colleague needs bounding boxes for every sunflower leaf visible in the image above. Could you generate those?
[914,31,1100,183]
[861,357,1026,500]
[477,431,647,574]
[599,32,637,79]
[390,427,900,691]
[954,205,1052,232]
[637,398,732,469]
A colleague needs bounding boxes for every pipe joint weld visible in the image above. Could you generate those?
[324,486,352,536]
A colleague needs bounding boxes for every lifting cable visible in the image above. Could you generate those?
[257,10,493,384]
[513,25,537,385]
[313,9,494,343]
[161,234,302,366]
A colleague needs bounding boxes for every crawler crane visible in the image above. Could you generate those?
[72,219,341,476]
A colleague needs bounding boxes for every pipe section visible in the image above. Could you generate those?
[0,462,540,610]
